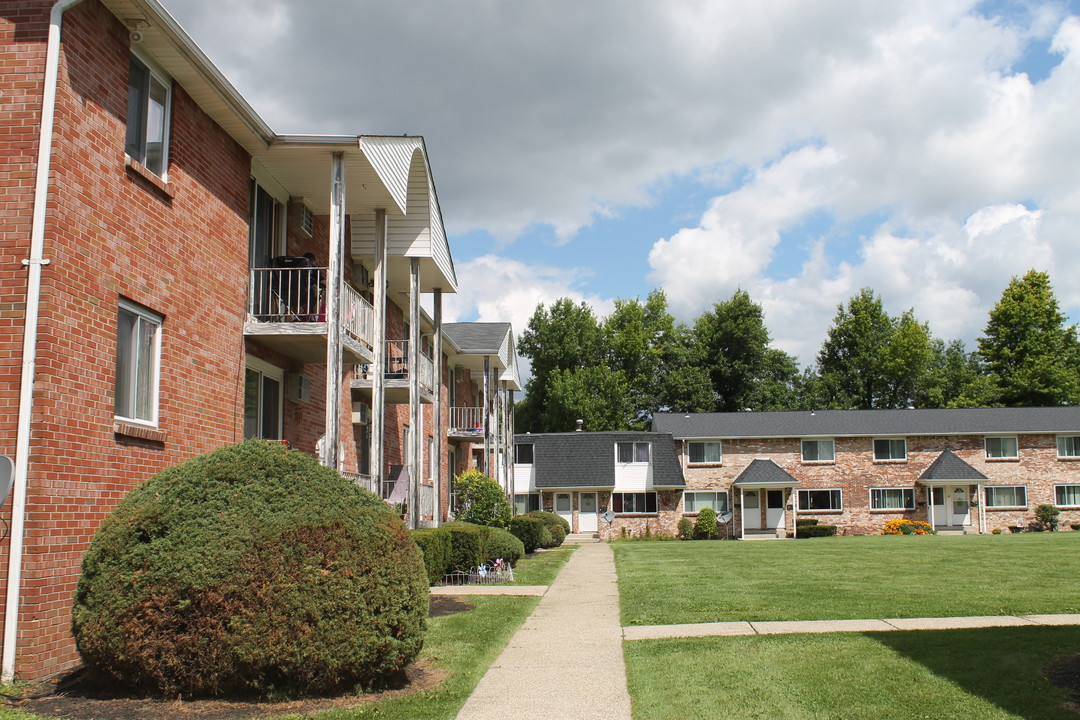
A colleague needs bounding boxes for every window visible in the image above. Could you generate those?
[115,301,162,425]
[514,493,541,514]
[243,359,282,440]
[515,444,534,465]
[984,485,1027,507]
[1055,485,1080,507]
[125,54,170,177]
[617,442,650,463]
[873,438,907,461]
[684,491,728,513]
[801,439,835,462]
[1057,436,1080,458]
[870,488,915,510]
[797,489,843,511]
[985,436,1018,459]
[688,441,722,465]
[612,492,657,513]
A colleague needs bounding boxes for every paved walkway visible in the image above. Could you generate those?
[455,542,632,720]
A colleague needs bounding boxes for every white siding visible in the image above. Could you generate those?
[614,464,652,492]
[513,464,536,494]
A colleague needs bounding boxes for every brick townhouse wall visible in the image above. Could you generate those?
[0,0,254,678]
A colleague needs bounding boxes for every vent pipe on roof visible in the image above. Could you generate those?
[575,419,583,432]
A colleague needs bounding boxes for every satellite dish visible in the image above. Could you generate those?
[718,512,733,523]
[601,510,616,524]
[0,456,13,508]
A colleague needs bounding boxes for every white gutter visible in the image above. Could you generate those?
[2,0,85,684]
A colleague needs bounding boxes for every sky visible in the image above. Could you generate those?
[163,0,1080,370]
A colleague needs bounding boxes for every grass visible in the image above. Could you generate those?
[625,626,1080,720]
[615,533,1080,625]
[508,545,577,585]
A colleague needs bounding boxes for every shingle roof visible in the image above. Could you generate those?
[652,407,1080,439]
[443,323,512,353]
[919,449,988,482]
[514,432,685,489]
[732,459,800,486]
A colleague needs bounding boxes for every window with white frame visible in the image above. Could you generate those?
[515,444,534,464]
[612,492,657,513]
[797,489,843,511]
[984,485,1027,507]
[243,358,282,440]
[985,436,1019,459]
[870,487,915,510]
[616,441,650,463]
[1055,485,1080,507]
[688,441,722,465]
[873,438,907,461]
[684,491,728,513]
[1057,436,1080,458]
[801,439,835,462]
[125,53,170,177]
[115,300,162,425]
[514,493,541,514]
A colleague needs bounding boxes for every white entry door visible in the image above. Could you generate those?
[765,489,786,531]
[555,492,574,532]
[743,490,763,529]
[931,485,970,527]
[579,492,598,532]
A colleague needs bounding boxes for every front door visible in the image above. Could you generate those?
[743,489,763,530]
[766,489,786,531]
[579,492,598,532]
[555,492,574,532]
[931,485,971,527]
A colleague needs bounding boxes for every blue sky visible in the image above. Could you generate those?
[165,0,1080,368]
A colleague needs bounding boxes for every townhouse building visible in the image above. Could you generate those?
[0,0,516,681]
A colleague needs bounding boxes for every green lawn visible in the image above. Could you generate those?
[615,533,1080,626]
[625,626,1080,720]
[507,545,577,585]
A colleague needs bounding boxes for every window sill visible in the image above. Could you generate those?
[985,457,1020,462]
[687,463,723,468]
[1057,457,1080,462]
[872,459,907,464]
[985,505,1027,511]
[869,508,916,513]
[615,513,658,518]
[114,421,167,443]
[798,509,843,514]
[125,155,175,198]
[801,460,835,465]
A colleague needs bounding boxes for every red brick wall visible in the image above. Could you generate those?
[0,1,253,678]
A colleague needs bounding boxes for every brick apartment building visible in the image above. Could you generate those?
[0,0,518,681]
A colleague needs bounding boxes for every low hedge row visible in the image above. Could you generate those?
[509,516,552,553]
[796,524,837,538]
[795,518,819,527]
[410,528,451,584]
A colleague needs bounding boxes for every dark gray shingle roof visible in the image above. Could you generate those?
[514,432,684,489]
[919,449,988,481]
[443,322,512,353]
[652,407,1080,439]
[733,459,800,486]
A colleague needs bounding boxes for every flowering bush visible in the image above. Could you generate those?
[882,518,937,535]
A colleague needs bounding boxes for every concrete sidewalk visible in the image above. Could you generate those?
[456,542,632,720]
[623,613,1080,640]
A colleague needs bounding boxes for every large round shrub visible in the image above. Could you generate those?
[72,440,428,698]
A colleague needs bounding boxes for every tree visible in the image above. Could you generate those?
[543,365,634,432]
[916,339,998,408]
[977,270,1080,406]
[453,468,512,527]
[693,289,798,412]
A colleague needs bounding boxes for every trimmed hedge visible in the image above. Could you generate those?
[411,528,451,584]
[526,510,571,535]
[677,517,694,541]
[694,507,719,539]
[509,516,548,553]
[795,518,819,527]
[546,522,567,547]
[442,521,484,573]
[72,440,427,698]
[480,526,525,566]
[796,524,837,538]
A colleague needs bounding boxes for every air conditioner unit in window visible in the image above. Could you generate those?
[286,374,312,404]
[352,402,371,425]
[288,198,314,238]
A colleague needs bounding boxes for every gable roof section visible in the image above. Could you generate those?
[444,323,521,391]
[919,449,988,482]
[733,459,800,487]
[515,432,684,489]
[652,407,1080,439]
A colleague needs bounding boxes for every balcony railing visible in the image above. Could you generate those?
[449,406,485,436]
[340,470,376,494]
[247,266,375,350]
[356,340,434,393]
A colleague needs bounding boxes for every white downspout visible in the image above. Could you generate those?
[3,0,85,684]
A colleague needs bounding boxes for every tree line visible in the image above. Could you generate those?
[515,269,1080,433]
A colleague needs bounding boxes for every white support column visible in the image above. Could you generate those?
[739,487,745,540]
[977,483,986,534]
[322,152,346,469]
[433,289,443,525]
[483,355,491,478]
[791,488,798,539]
[409,257,421,529]
[371,209,388,496]
[927,485,936,529]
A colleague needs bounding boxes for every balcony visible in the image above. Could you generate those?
[449,406,486,439]
[244,267,375,365]
[351,340,435,404]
